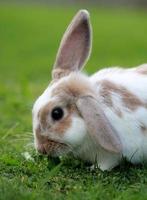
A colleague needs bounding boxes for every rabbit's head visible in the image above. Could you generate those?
[32,10,122,158]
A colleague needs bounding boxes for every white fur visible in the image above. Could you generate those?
[72,133,121,171]
[91,66,147,101]
[81,9,90,18]
[32,8,147,171]
[89,65,147,168]
[65,65,147,170]
[33,65,147,171]
[63,116,87,146]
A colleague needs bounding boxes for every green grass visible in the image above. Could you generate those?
[1,4,147,200]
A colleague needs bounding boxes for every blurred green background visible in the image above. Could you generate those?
[1,2,147,200]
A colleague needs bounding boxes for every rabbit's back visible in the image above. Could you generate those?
[91,64,147,102]
[90,64,147,164]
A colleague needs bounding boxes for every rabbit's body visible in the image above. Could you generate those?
[89,65,147,169]
[33,10,147,171]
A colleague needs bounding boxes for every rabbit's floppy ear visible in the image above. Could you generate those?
[52,10,92,80]
[76,96,122,153]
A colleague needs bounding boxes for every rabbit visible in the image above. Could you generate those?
[32,9,147,171]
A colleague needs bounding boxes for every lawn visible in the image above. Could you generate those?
[1,4,147,200]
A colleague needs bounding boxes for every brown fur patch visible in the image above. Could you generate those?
[43,139,67,155]
[35,125,68,155]
[35,125,47,154]
[136,65,147,75]
[35,125,44,142]
[52,69,72,80]
[38,102,54,129]
[51,76,94,98]
[38,102,78,136]
[140,124,147,132]
[53,115,71,134]
[99,82,113,107]
[52,104,79,134]
[99,80,145,111]
[115,109,123,117]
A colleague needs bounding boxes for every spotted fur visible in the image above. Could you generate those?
[98,79,146,111]
[33,10,147,171]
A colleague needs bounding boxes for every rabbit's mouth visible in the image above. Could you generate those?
[36,139,70,157]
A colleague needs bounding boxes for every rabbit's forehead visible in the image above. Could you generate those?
[33,72,91,119]
[32,82,61,119]
[33,78,70,119]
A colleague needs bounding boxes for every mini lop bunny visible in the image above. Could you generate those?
[33,10,147,171]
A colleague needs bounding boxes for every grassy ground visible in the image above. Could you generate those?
[1,4,147,200]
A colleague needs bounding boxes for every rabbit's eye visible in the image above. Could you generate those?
[51,107,64,121]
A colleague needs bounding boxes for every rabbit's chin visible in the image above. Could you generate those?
[36,139,71,157]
